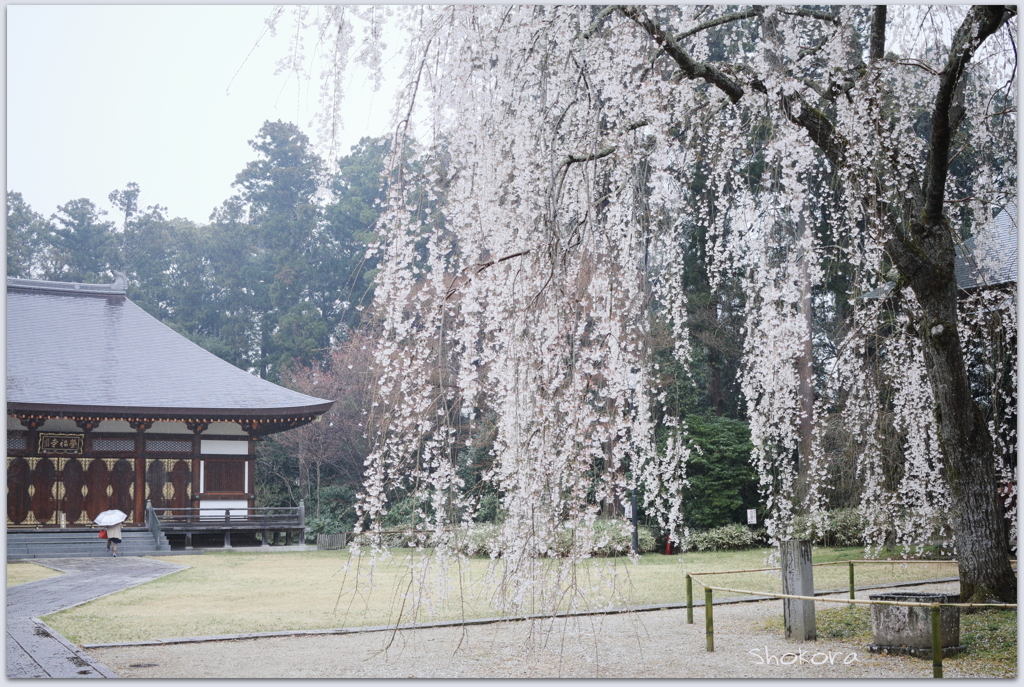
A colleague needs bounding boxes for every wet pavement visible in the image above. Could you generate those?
[7,557,186,678]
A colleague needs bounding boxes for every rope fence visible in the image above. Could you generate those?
[682,559,1017,678]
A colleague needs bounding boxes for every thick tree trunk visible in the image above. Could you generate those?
[883,5,1016,603]
[888,220,1016,603]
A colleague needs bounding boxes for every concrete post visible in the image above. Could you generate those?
[780,539,816,641]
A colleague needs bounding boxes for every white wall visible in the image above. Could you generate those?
[200,439,249,455]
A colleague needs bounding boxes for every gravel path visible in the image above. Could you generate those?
[88,582,996,678]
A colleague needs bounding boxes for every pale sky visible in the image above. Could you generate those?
[7,5,401,225]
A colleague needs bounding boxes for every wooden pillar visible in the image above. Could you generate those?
[186,420,208,513]
[75,419,98,454]
[244,428,259,510]
[129,420,152,525]
[250,456,257,507]
[74,419,99,526]
[781,539,816,641]
[24,417,41,456]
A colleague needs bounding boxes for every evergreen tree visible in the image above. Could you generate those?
[43,198,120,283]
[6,191,52,278]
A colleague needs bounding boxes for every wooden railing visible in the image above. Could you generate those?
[150,503,304,528]
[146,499,162,543]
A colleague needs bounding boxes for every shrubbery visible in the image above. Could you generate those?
[353,519,657,558]
[791,508,866,547]
[682,509,867,552]
[303,485,358,543]
[686,523,765,551]
[552,519,658,557]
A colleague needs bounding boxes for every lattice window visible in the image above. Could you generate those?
[93,438,135,452]
[145,440,191,453]
[7,435,26,450]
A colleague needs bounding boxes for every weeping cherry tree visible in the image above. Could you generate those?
[281,5,1016,606]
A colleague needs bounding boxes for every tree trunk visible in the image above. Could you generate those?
[297,449,311,505]
[797,227,814,478]
[882,5,1017,603]
[888,219,1016,603]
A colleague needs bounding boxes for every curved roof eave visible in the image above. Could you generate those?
[6,401,335,420]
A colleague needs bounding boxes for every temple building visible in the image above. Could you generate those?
[6,276,333,530]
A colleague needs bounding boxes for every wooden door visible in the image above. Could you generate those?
[8,456,137,526]
[7,457,31,524]
[61,457,87,525]
[85,458,110,522]
[169,460,191,509]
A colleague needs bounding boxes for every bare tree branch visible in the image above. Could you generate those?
[580,5,618,40]
[445,250,533,301]
[561,146,616,168]
[622,5,846,167]
[784,7,841,25]
[924,5,1013,222]
[674,7,763,41]
[618,5,746,103]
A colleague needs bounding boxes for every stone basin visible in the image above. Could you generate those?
[866,592,964,658]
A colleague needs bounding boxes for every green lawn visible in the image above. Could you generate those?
[7,561,62,587]
[45,547,960,645]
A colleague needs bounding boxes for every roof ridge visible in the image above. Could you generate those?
[7,273,127,296]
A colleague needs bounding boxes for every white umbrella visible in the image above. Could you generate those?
[94,510,128,527]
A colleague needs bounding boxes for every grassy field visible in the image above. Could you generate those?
[7,561,62,587]
[45,547,960,645]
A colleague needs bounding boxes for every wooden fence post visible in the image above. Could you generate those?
[705,588,714,652]
[686,573,693,624]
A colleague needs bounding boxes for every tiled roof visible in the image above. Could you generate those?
[955,204,1018,291]
[7,278,334,420]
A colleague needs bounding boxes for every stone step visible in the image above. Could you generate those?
[7,542,170,552]
[8,550,168,560]
[7,530,171,560]
[8,532,156,542]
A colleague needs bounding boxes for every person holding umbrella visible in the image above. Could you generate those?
[105,521,123,556]
[94,510,128,557]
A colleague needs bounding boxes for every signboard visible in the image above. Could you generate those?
[37,432,84,454]
[747,509,757,525]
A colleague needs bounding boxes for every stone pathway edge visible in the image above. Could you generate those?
[32,618,120,678]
